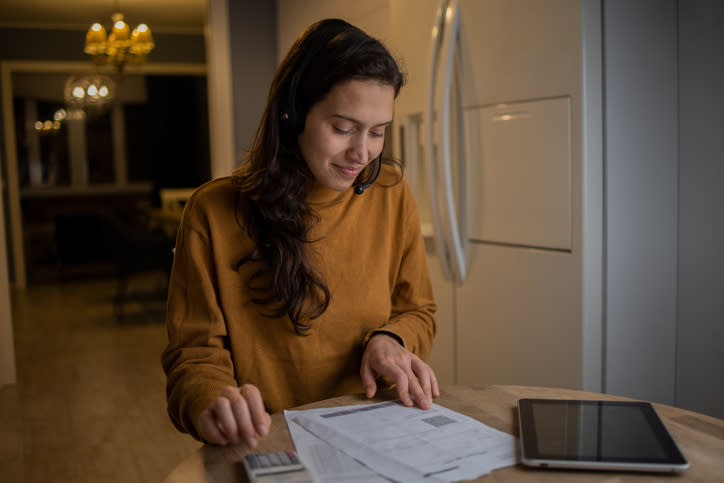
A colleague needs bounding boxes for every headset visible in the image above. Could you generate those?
[279,22,382,196]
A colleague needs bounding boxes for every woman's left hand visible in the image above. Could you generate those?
[360,333,440,409]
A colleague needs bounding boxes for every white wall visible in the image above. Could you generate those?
[205,0,236,179]
[675,0,724,419]
[603,0,724,418]
[206,0,277,178]
[0,151,17,388]
[228,0,277,160]
[604,0,679,405]
[276,0,390,63]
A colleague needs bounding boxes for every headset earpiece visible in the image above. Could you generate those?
[279,101,297,137]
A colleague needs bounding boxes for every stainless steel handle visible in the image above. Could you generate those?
[424,0,452,280]
[436,0,467,282]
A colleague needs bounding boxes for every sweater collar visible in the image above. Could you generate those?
[305,179,353,206]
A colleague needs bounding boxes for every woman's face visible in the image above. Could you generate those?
[298,79,395,192]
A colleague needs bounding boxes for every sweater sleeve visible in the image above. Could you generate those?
[365,181,437,360]
[161,200,237,442]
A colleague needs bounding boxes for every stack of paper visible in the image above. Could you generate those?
[285,401,518,482]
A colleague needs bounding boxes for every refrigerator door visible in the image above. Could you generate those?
[455,243,582,387]
[390,0,584,388]
[464,98,572,251]
[453,0,584,387]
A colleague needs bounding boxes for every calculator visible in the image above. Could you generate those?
[241,450,316,483]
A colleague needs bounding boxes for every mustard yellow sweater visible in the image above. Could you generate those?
[161,166,437,441]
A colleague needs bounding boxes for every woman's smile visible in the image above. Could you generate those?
[333,163,363,178]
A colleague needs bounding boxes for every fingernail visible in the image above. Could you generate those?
[257,424,268,435]
[248,437,257,448]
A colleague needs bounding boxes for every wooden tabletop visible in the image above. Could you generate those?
[163,385,724,482]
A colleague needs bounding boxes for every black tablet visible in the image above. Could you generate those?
[518,398,689,472]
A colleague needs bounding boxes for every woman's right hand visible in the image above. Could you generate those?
[198,384,271,447]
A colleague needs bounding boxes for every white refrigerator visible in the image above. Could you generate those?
[388,0,602,390]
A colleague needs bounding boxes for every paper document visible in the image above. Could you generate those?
[286,407,391,482]
[286,401,518,482]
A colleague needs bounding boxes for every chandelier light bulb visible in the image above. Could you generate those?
[53,109,67,121]
[111,13,131,41]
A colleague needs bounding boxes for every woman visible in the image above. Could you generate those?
[162,18,438,447]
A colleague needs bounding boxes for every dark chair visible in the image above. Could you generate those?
[55,211,174,321]
[101,212,175,321]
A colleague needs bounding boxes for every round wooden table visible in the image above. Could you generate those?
[163,385,724,482]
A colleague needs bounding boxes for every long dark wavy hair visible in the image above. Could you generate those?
[231,19,405,334]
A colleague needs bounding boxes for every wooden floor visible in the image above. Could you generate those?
[0,273,201,483]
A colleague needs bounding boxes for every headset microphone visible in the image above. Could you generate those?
[353,184,369,195]
[354,154,382,195]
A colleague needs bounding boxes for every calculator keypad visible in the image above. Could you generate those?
[244,451,304,475]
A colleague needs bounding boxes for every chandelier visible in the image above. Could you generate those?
[84,12,154,72]
[64,73,116,118]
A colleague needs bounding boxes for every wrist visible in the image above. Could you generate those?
[368,330,404,348]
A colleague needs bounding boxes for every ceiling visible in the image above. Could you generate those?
[0,0,208,34]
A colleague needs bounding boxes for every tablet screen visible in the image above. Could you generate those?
[518,399,689,472]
